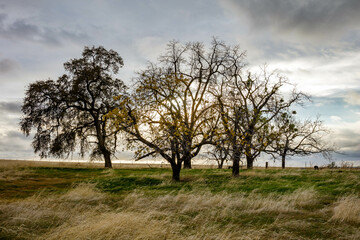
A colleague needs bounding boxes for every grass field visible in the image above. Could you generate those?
[1,163,360,239]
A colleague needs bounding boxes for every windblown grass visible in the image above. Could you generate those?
[331,195,360,224]
[1,166,360,239]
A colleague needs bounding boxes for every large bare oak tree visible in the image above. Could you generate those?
[107,39,245,180]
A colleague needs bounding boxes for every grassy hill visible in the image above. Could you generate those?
[1,166,359,239]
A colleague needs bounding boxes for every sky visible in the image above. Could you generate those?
[0,0,359,167]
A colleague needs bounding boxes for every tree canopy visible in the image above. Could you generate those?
[20,46,127,168]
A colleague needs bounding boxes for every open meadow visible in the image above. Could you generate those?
[1,161,360,240]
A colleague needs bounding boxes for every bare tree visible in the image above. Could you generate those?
[107,39,245,180]
[269,113,335,168]
[206,133,231,169]
[214,67,306,176]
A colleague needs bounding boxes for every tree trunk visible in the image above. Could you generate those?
[282,143,288,169]
[246,155,254,169]
[281,154,286,169]
[171,163,181,181]
[103,150,112,168]
[95,119,112,168]
[183,155,192,169]
[218,160,224,169]
[232,157,240,177]
[232,149,241,177]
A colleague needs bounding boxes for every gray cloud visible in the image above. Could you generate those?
[336,130,360,149]
[5,130,26,139]
[326,121,360,158]
[0,13,87,46]
[221,0,360,42]
[0,100,21,114]
[340,151,360,160]
[0,100,33,158]
[0,58,18,73]
[0,130,33,157]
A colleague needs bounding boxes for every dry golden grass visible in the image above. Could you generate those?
[1,167,360,239]
[331,195,360,224]
[123,187,317,217]
[60,183,107,202]
[0,159,218,169]
[0,184,320,240]
[43,212,171,240]
[0,183,109,239]
[0,159,103,168]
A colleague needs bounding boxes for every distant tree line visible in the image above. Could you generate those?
[21,40,334,181]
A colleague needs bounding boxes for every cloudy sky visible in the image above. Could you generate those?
[0,0,359,166]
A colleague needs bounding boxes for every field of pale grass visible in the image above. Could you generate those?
[1,164,360,239]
